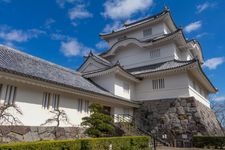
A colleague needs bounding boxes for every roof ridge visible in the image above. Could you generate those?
[0,44,81,76]
[123,8,169,27]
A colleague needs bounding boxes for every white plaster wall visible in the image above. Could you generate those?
[114,75,135,100]
[110,43,176,69]
[174,47,194,61]
[92,74,115,94]
[187,74,210,107]
[108,23,167,47]
[0,79,134,126]
[136,73,190,100]
[189,87,210,108]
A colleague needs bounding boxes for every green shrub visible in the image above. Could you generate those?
[0,136,150,150]
[193,136,225,149]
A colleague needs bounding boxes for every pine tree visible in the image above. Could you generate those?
[81,103,115,137]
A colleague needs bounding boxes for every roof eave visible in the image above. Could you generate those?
[83,65,140,83]
[99,9,177,40]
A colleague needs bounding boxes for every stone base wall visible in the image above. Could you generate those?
[0,126,86,143]
[134,97,224,145]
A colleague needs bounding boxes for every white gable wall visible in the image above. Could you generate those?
[110,43,177,69]
[92,74,135,100]
[79,57,108,73]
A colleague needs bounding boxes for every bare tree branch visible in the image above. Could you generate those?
[0,104,23,125]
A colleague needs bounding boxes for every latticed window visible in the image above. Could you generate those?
[4,85,17,105]
[78,99,83,112]
[52,94,60,110]
[84,100,89,113]
[42,92,51,109]
[150,49,160,58]
[143,28,152,37]
[152,78,165,89]
[0,84,2,99]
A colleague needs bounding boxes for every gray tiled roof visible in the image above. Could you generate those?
[127,59,196,75]
[91,53,112,66]
[0,45,116,97]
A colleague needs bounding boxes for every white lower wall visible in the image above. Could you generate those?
[0,79,134,127]
[189,86,210,108]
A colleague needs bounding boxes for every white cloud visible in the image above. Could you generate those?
[51,33,70,41]
[44,18,55,29]
[96,41,109,50]
[56,0,76,8]
[68,4,92,20]
[102,0,153,20]
[196,2,215,13]
[60,39,91,57]
[203,57,225,70]
[196,32,208,38]
[184,21,202,33]
[214,96,225,102]
[102,21,122,33]
[0,26,45,43]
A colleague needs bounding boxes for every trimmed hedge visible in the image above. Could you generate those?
[0,136,150,150]
[193,136,225,149]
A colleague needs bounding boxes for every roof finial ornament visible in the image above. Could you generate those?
[89,50,93,56]
[115,60,121,66]
[163,4,169,12]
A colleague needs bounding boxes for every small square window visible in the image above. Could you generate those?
[143,28,152,37]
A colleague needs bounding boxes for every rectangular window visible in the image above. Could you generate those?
[0,84,2,99]
[42,92,51,109]
[123,82,130,94]
[84,100,89,113]
[4,85,17,105]
[152,78,165,90]
[143,28,152,37]
[78,99,83,112]
[52,94,60,110]
[150,49,160,58]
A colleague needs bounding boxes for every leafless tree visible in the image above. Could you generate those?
[0,104,23,125]
[0,103,23,142]
[211,100,225,129]
[41,109,72,139]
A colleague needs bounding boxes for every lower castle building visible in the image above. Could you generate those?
[0,7,223,144]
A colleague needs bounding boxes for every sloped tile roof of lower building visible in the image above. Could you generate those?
[127,59,196,75]
[0,45,126,100]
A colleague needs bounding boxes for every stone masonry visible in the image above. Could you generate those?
[134,97,224,145]
[0,126,86,143]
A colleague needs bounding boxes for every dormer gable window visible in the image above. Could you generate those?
[143,28,152,37]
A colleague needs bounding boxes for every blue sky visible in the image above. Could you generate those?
[0,0,224,101]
